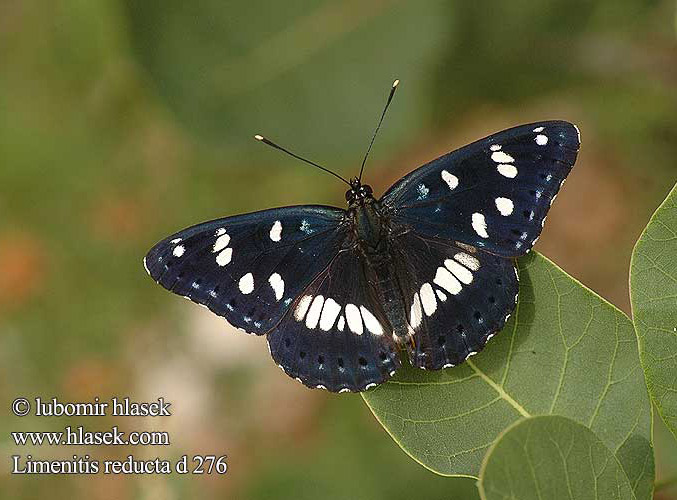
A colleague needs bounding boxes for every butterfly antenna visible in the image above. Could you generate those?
[254,135,351,187]
[358,79,399,182]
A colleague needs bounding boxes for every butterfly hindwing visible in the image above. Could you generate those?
[144,206,349,334]
[389,232,519,370]
[381,121,580,257]
[267,247,400,392]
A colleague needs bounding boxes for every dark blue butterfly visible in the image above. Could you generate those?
[144,85,580,393]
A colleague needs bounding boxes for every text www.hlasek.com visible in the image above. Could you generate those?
[12,426,169,446]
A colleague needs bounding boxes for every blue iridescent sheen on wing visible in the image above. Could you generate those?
[381,121,580,257]
[144,206,348,334]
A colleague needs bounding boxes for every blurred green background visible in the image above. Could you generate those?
[1,1,676,499]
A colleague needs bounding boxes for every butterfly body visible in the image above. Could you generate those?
[145,121,580,392]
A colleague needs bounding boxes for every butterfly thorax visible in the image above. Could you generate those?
[348,189,388,251]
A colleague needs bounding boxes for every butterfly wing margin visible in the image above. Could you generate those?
[390,232,519,370]
[267,246,401,392]
[144,205,349,335]
[381,121,580,257]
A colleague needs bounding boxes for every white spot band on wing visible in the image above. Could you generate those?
[419,282,437,317]
[360,306,383,335]
[305,295,325,329]
[471,212,489,238]
[238,273,254,294]
[441,169,459,190]
[495,197,514,216]
[409,293,423,329]
[319,298,341,331]
[269,220,282,242]
[491,151,514,163]
[295,295,313,321]
[433,266,462,295]
[497,164,518,178]
[213,234,231,253]
[216,247,232,266]
[445,259,473,285]
[345,304,363,335]
[268,272,284,301]
[454,252,480,271]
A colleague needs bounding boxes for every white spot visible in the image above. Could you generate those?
[456,242,477,253]
[454,252,480,271]
[389,369,396,376]
[445,259,473,284]
[436,289,447,302]
[490,144,502,151]
[299,219,312,234]
[497,164,518,178]
[441,170,459,190]
[316,384,327,390]
[360,306,384,335]
[213,234,231,253]
[365,383,377,390]
[433,266,462,295]
[472,212,489,238]
[409,293,423,329]
[215,228,227,236]
[339,388,351,393]
[269,220,282,242]
[491,151,514,163]
[209,289,218,298]
[337,315,345,331]
[533,126,544,133]
[295,296,312,321]
[173,245,185,257]
[238,273,254,294]
[345,304,363,335]
[320,298,341,331]
[170,238,182,244]
[268,273,284,301]
[305,295,325,329]
[467,351,478,358]
[495,197,514,216]
[216,247,233,266]
[143,257,150,275]
[417,183,429,199]
[535,134,548,145]
[419,282,437,317]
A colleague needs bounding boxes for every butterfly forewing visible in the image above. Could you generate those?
[381,121,580,257]
[268,247,400,392]
[144,206,349,334]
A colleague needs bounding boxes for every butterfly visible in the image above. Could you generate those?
[144,81,580,393]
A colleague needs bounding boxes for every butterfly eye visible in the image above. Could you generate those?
[345,189,355,202]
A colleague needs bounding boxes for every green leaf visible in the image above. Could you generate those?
[630,183,677,439]
[363,252,653,500]
[478,415,636,500]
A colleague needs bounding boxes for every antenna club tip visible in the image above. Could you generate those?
[254,134,264,141]
[392,79,400,87]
